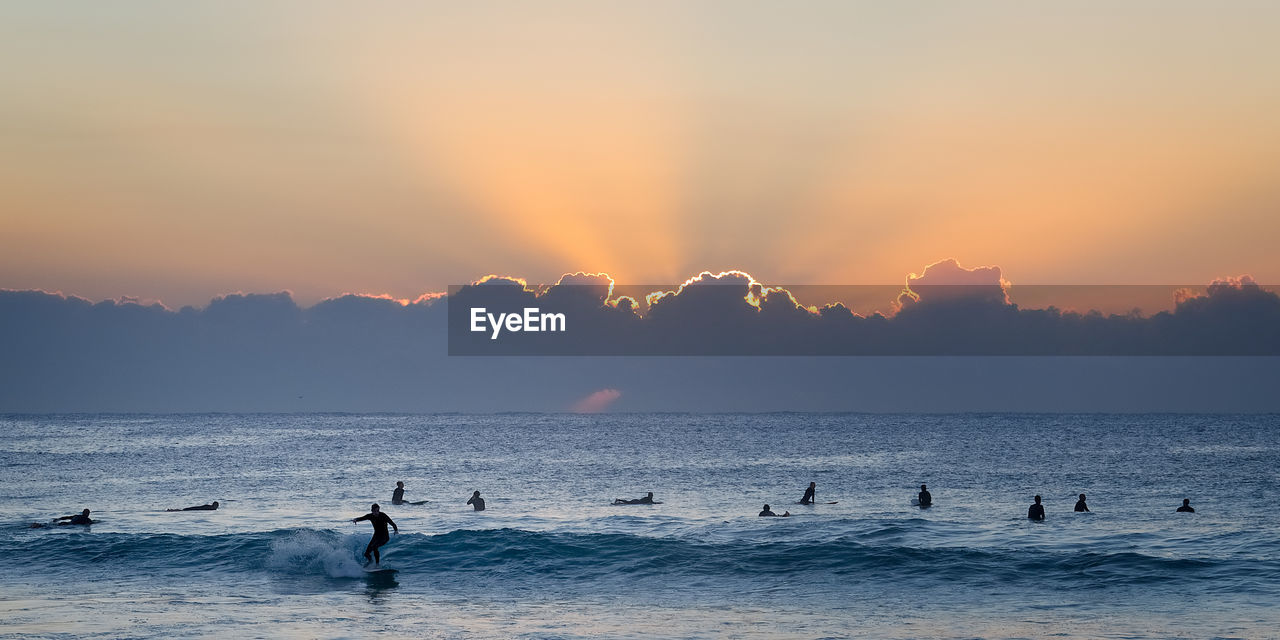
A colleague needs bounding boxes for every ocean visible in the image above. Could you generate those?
[1,413,1277,639]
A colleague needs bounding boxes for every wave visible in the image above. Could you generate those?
[9,526,1277,591]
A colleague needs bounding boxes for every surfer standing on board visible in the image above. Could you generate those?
[352,503,398,566]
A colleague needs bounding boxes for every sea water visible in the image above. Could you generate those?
[1,413,1277,639]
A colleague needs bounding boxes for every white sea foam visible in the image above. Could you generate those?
[267,530,365,578]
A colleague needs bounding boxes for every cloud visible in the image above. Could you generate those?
[897,259,1009,310]
[571,388,622,413]
[2,271,1279,412]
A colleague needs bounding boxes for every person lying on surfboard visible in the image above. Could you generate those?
[352,503,398,566]
[55,509,94,525]
[758,504,790,517]
[166,501,219,511]
[612,492,659,505]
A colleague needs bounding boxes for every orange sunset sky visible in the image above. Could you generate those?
[2,2,1278,308]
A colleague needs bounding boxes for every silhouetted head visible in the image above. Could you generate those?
[82,509,90,516]
[646,492,653,498]
[809,482,816,488]
[921,484,927,490]
[473,491,481,497]
[1183,498,1191,506]
[1034,495,1042,504]
[763,504,770,511]
[397,481,404,488]
[211,501,219,508]
[371,503,380,513]
[1079,494,1086,500]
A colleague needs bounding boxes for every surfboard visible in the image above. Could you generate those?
[363,566,398,575]
[796,501,839,505]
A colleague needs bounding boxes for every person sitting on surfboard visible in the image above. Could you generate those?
[1176,498,1195,513]
[1028,495,1046,520]
[391,481,428,506]
[352,503,398,566]
[613,492,657,505]
[918,484,932,507]
[759,504,790,517]
[55,509,94,525]
[467,491,486,511]
[800,482,816,505]
[1074,494,1089,512]
[166,501,219,511]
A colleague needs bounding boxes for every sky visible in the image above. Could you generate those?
[3,2,1279,308]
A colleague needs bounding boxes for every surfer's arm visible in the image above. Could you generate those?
[388,516,399,533]
[353,514,371,523]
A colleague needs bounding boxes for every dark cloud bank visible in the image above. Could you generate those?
[2,261,1278,412]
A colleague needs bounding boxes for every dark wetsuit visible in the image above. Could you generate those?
[182,504,217,511]
[918,490,932,507]
[67,514,93,525]
[467,495,485,511]
[1028,504,1045,520]
[392,487,405,505]
[1074,500,1088,512]
[1177,505,1195,513]
[355,512,397,561]
[801,486,815,505]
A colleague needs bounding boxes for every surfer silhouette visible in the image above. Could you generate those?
[467,491,486,511]
[391,481,427,505]
[1028,495,1045,520]
[352,503,398,566]
[1176,498,1195,513]
[613,492,657,505]
[166,501,218,511]
[55,509,94,525]
[800,482,816,505]
[1074,494,1089,512]
[918,484,932,507]
[759,504,790,517]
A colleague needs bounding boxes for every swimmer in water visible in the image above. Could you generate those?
[1028,495,1045,520]
[352,503,398,566]
[1176,498,1195,513]
[1074,494,1089,512]
[759,504,790,517]
[166,501,219,511]
[467,491,486,511]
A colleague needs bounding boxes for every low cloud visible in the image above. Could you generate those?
[571,388,622,413]
[1,262,1278,411]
